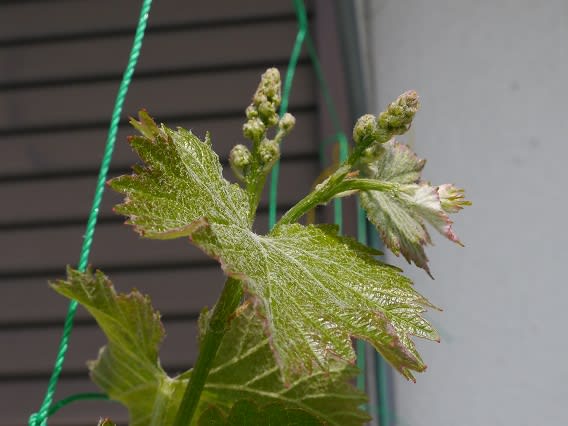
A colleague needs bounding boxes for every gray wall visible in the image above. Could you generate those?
[366,1,567,425]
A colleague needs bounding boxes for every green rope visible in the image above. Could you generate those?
[29,1,153,424]
[303,32,350,231]
[268,0,308,230]
[47,393,110,418]
[269,0,351,232]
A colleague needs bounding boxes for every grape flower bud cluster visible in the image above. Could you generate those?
[229,68,296,181]
[353,90,419,147]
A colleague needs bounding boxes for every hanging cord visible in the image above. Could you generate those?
[269,0,350,231]
[303,32,350,231]
[46,393,111,418]
[28,1,153,424]
[268,0,308,230]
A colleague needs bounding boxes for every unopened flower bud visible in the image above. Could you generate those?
[245,105,258,119]
[402,90,419,109]
[278,113,296,134]
[271,93,282,109]
[260,68,281,99]
[258,139,280,170]
[353,114,378,145]
[438,184,471,213]
[243,118,265,142]
[252,92,268,107]
[378,90,420,135]
[258,101,277,125]
[229,144,252,180]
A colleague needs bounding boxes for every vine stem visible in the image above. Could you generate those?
[173,277,243,426]
[273,174,397,232]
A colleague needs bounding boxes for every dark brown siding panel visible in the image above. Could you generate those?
[1,267,226,324]
[0,110,317,177]
[0,0,344,424]
[0,20,303,85]
[2,320,198,377]
[0,159,317,225]
[3,379,128,426]
[0,66,314,129]
[0,0,302,41]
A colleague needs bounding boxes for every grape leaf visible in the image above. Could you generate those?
[188,221,439,382]
[197,400,323,426]
[52,267,188,426]
[109,111,251,238]
[198,303,369,425]
[52,268,369,426]
[109,115,439,382]
[358,139,469,274]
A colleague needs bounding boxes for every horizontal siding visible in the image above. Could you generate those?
[0,159,317,224]
[0,19,303,85]
[1,266,226,325]
[0,110,317,177]
[0,0,330,425]
[0,65,314,129]
[2,319,198,378]
[0,208,295,274]
[4,378,128,426]
[0,0,301,42]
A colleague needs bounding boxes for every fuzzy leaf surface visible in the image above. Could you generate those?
[189,221,439,382]
[109,111,250,238]
[198,303,369,425]
[51,267,188,426]
[358,139,468,274]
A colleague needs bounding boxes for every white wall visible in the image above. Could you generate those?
[366,1,568,425]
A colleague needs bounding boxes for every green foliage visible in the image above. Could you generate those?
[110,111,251,237]
[197,400,323,426]
[52,267,187,426]
[199,303,368,425]
[358,140,471,275]
[53,268,368,426]
[53,69,469,425]
[190,221,437,381]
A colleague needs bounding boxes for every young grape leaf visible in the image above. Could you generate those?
[52,267,188,426]
[358,139,470,275]
[109,111,251,238]
[188,221,439,382]
[52,268,369,426]
[198,303,369,426]
[197,400,323,426]
[109,115,439,382]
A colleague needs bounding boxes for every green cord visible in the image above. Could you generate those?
[269,0,351,233]
[29,1,153,424]
[47,393,110,418]
[268,0,308,230]
[303,32,350,231]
